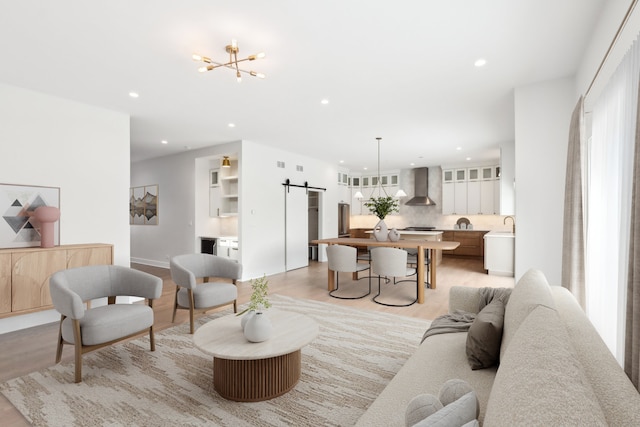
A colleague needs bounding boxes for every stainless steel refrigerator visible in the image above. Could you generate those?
[338,203,350,237]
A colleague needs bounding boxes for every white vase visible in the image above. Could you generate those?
[373,219,388,241]
[240,310,255,330]
[388,228,401,242]
[244,312,273,343]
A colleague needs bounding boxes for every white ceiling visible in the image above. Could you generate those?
[0,0,604,170]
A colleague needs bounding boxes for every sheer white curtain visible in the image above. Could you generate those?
[587,33,640,362]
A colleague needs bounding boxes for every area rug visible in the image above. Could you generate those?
[0,295,430,427]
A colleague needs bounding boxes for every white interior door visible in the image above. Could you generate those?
[285,187,309,271]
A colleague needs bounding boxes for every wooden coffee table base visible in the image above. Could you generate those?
[213,350,302,402]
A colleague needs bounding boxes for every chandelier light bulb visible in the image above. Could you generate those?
[231,39,238,49]
[192,54,202,61]
[236,71,242,82]
[198,66,208,73]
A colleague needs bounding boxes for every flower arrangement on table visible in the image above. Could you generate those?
[238,274,271,316]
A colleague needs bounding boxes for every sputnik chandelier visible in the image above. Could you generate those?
[192,39,265,82]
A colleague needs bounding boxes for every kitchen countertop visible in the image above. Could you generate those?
[200,235,238,240]
[484,231,515,238]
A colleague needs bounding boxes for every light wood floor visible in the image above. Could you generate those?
[0,257,514,426]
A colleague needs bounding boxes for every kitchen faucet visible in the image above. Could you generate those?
[504,216,515,234]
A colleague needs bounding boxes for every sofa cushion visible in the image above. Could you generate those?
[484,305,607,426]
[466,299,505,370]
[413,392,477,427]
[500,268,555,360]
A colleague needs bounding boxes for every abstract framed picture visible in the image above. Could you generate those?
[0,183,60,248]
[130,185,158,225]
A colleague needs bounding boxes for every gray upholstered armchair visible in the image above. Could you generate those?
[49,265,163,383]
[169,253,242,334]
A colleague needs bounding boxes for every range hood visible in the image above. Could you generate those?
[405,167,436,206]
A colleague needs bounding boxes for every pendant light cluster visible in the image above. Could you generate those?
[354,137,406,200]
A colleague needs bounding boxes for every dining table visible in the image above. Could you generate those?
[311,237,460,304]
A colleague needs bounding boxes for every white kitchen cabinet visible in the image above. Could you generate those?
[467,181,481,214]
[442,182,454,214]
[209,185,222,217]
[454,181,467,214]
[484,232,514,276]
[443,169,454,183]
[217,238,239,259]
[442,164,499,215]
[480,180,495,214]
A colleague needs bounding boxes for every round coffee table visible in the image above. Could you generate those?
[193,309,319,402]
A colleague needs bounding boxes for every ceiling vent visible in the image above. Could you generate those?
[405,168,436,206]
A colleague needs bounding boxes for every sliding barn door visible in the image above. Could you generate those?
[285,187,309,271]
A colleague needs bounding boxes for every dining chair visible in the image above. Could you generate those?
[326,244,371,299]
[370,247,418,307]
[170,253,242,334]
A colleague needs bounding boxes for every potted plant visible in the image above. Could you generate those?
[363,196,399,220]
[363,196,399,241]
[239,275,273,342]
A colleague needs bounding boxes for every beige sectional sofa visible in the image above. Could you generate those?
[356,269,640,426]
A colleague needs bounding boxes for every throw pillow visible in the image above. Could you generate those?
[466,298,505,369]
[413,391,478,427]
[438,379,479,418]
[405,394,443,427]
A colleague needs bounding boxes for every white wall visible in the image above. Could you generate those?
[131,140,340,280]
[514,76,576,284]
[130,142,241,267]
[0,83,130,333]
[239,141,340,279]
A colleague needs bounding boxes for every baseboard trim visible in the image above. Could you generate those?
[131,257,169,269]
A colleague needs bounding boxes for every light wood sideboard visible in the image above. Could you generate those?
[0,243,113,318]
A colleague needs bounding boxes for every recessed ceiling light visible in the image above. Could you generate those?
[466,157,472,161]
[339,160,344,163]
[228,123,235,128]
[363,167,368,170]
[321,99,329,105]
[456,146,462,151]
[474,58,487,67]
[410,162,415,166]
[161,140,168,145]
[129,92,139,98]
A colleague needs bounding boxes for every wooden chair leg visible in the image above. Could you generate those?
[55,315,65,364]
[149,326,155,351]
[188,289,195,334]
[233,300,237,313]
[72,319,83,383]
[171,286,179,323]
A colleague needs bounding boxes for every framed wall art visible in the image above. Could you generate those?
[0,183,60,248]
[130,185,158,225]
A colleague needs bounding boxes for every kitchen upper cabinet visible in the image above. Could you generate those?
[442,165,500,215]
[467,181,481,214]
[442,182,455,215]
[454,181,467,214]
